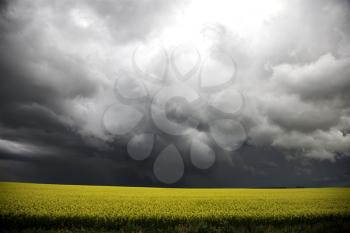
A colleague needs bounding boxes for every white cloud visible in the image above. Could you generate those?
[271,54,350,101]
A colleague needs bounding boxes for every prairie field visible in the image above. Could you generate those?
[0,182,349,233]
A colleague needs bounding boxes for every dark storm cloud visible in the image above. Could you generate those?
[0,0,349,187]
[0,0,191,187]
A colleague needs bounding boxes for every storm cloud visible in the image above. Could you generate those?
[0,0,349,187]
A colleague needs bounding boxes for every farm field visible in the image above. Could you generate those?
[0,182,349,233]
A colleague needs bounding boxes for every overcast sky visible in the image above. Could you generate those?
[0,0,349,187]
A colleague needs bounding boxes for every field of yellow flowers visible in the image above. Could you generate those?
[0,182,349,232]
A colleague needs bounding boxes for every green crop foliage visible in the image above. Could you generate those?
[0,182,349,232]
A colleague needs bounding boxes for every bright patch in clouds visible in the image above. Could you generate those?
[0,139,49,156]
[161,0,284,47]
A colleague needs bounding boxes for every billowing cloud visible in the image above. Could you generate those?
[0,0,349,186]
